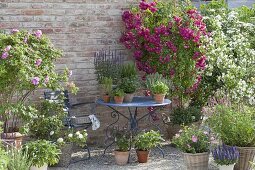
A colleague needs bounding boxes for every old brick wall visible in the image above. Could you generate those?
[1,0,165,146]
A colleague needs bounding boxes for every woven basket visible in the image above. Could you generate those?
[234,147,255,170]
[183,152,209,170]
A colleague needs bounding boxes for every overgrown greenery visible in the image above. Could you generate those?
[171,106,202,125]
[151,81,169,94]
[7,149,32,170]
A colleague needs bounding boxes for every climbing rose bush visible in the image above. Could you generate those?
[120,0,209,104]
[0,29,78,113]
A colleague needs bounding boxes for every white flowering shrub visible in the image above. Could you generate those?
[201,1,255,105]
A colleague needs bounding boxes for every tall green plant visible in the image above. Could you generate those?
[7,148,32,170]
[101,77,113,95]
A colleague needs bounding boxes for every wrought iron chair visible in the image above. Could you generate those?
[44,90,96,161]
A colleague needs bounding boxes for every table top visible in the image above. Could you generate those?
[96,96,171,107]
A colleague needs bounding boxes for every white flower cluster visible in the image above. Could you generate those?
[204,10,255,105]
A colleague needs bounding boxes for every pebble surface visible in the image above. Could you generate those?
[49,144,219,170]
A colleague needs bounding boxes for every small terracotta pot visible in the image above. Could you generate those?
[102,95,110,103]
[136,150,150,163]
[114,150,129,165]
[154,94,165,104]
[114,96,124,104]
[124,93,134,103]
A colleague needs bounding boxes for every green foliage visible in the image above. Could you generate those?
[208,105,255,147]
[151,81,169,94]
[101,77,113,95]
[115,130,130,152]
[7,148,32,170]
[145,73,172,92]
[119,77,139,94]
[113,88,125,97]
[171,106,202,125]
[134,130,164,151]
[120,62,137,78]
[0,147,9,170]
[29,100,66,141]
[172,126,210,154]
[24,140,60,167]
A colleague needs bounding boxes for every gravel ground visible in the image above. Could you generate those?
[49,144,219,170]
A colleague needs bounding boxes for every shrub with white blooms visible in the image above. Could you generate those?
[201,2,255,105]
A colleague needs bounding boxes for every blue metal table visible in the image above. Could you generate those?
[96,96,171,155]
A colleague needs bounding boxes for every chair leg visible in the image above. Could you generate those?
[85,145,91,159]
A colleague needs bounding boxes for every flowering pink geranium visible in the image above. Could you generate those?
[1,52,8,59]
[35,30,42,38]
[35,58,42,67]
[192,135,198,143]
[31,77,40,85]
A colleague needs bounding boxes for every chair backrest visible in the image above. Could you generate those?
[44,90,71,109]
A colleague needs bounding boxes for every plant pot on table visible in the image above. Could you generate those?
[30,163,48,170]
[136,150,150,163]
[114,96,124,104]
[1,132,23,149]
[102,95,111,103]
[124,93,134,103]
[234,146,255,170]
[114,150,130,165]
[183,152,209,170]
[153,94,166,104]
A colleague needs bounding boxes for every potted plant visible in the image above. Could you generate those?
[151,81,169,104]
[24,140,60,170]
[7,148,32,170]
[101,77,113,103]
[56,130,88,167]
[212,145,239,170]
[162,106,203,139]
[113,88,125,104]
[119,77,139,103]
[208,105,255,170]
[134,130,164,163]
[114,131,130,165]
[172,126,210,170]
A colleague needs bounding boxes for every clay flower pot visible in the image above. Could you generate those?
[154,94,165,104]
[124,93,134,103]
[114,150,129,165]
[136,150,150,163]
[114,96,124,104]
[103,95,111,103]
[183,152,209,170]
[2,132,23,149]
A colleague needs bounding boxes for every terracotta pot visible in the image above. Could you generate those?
[1,132,23,149]
[124,93,134,103]
[234,146,255,170]
[153,94,165,104]
[30,163,48,170]
[114,96,124,104]
[55,143,73,167]
[114,150,129,165]
[183,152,209,170]
[103,95,111,103]
[136,150,150,163]
[219,164,235,170]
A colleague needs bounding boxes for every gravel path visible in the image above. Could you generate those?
[49,144,219,170]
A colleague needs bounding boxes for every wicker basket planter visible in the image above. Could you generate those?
[183,152,209,170]
[55,143,73,167]
[234,147,255,170]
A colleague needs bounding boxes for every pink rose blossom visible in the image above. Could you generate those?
[35,30,42,38]
[192,135,198,142]
[35,59,42,67]
[31,77,40,85]
[1,52,8,59]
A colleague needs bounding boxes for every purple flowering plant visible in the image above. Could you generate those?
[120,0,209,106]
[172,125,210,153]
[212,145,239,166]
[0,30,78,132]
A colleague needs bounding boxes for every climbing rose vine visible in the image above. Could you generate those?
[120,0,209,103]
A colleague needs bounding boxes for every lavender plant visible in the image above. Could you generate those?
[212,145,239,166]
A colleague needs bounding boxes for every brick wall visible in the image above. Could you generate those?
[1,0,167,146]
